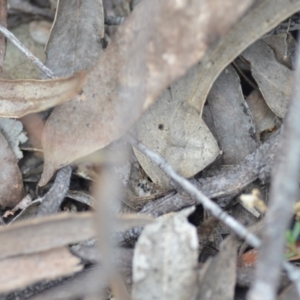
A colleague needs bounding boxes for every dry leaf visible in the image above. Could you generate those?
[0,118,27,159]
[205,65,258,164]
[0,247,82,294]
[241,39,294,118]
[132,207,198,300]
[0,211,153,259]
[187,0,300,115]
[197,236,237,300]
[0,130,23,207]
[39,0,254,186]
[134,63,220,189]
[44,0,104,78]
[11,198,42,222]
[245,89,276,138]
[0,71,86,118]
[0,212,96,260]
[263,33,297,69]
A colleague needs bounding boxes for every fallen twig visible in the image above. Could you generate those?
[248,36,300,300]
[0,24,55,78]
[195,130,280,207]
[129,135,300,292]
[37,166,72,216]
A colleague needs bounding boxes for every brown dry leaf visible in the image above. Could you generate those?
[134,63,220,189]
[0,71,86,118]
[246,89,276,138]
[0,212,96,260]
[241,39,294,118]
[39,0,254,186]
[205,65,258,164]
[197,236,237,300]
[132,207,198,300]
[187,0,300,114]
[0,247,82,294]
[0,130,23,207]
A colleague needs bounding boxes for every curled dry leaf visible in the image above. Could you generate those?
[187,0,300,114]
[0,212,96,260]
[0,71,86,118]
[134,63,220,189]
[0,131,23,207]
[39,0,254,186]
[205,65,258,164]
[0,247,82,294]
[241,39,294,118]
[132,207,198,300]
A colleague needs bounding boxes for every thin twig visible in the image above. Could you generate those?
[248,36,300,300]
[0,24,55,79]
[0,0,7,72]
[195,130,280,207]
[37,166,72,216]
[129,135,300,292]
[129,135,260,248]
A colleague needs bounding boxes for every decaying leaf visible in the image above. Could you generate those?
[0,211,153,259]
[10,198,42,222]
[0,71,86,118]
[44,0,104,78]
[245,89,276,138]
[39,0,254,186]
[0,130,23,207]
[0,117,27,159]
[132,207,198,300]
[241,39,294,118]
[0,247,82,294]
[205,65,258,164]
[0,212,96,260]
[134,63,220,189]
[197,236,237,300]
[187,0,300,115]
[263,33,297,69]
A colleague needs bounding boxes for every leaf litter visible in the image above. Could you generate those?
[0,0,299,299]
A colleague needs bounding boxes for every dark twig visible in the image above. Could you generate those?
[119,131,280,244]
[195,130,280,207]
[129,135,300,291]
[0,24,55,78]
[248,38,300,300]
[105,15,126,26]
[37,166,72,216]
[129,135,261,248]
